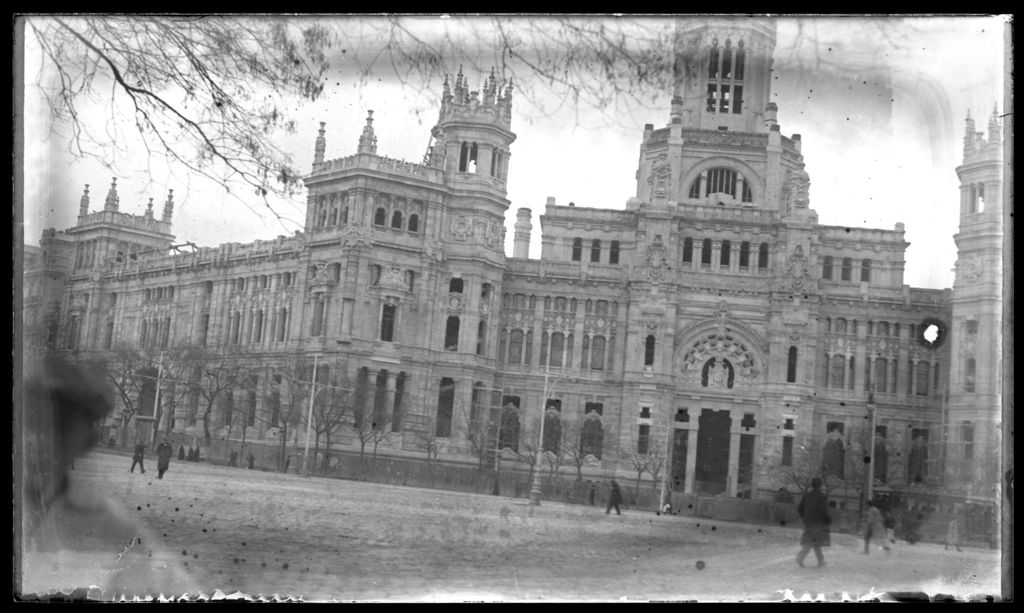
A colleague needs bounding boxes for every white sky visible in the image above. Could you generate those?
[20,15,1009,290]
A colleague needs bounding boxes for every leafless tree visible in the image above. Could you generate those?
[92,345,151,447]
[25,16,330,211]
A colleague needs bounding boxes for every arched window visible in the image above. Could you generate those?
[916,361,930,395]
[682,237,693,263]
[964,358,976,392]
[822,256,833,280]
[787,346,798,383]
[549,332,565,367]
[831,355,846,389]
[374,207,387,226]
[591,335,606,370]
[861,259,872,283]
[508,329,523,364]
[739,241,750,268]
[380,304,396,342]
[408,214,419,232]
[644,335,656,366]
[841,257,852,281]
[874,358,888,392]
[391,210,403,229]
[734,41,746,80]
[721,39,733,79]
[444,316,460,351]
[708,40,720,79]
[571,238,582,261]
[498,404,520,451]
[476,320,487,355]
[758,243,769,269]
[436,378,455,437]
[590,239,602,263]
[580,413,604,459]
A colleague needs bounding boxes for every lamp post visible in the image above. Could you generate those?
[529,339,568,506]
[150,352,165,449]
[301,354,319,477]
[528,368,552,506]
[866,391,877,504]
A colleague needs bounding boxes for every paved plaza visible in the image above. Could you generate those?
[20,451,1003,601]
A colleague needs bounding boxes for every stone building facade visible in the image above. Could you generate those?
[23,18,1003,506]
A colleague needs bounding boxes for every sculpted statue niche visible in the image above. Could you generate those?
[701,357,734,389]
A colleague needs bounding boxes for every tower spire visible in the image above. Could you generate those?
[988,104,1001,144]
[162,189,174,223]
[78,184,90,217]
[313,121,326,166]
[144,197,155,219]
[357,111,377,155]
[103,178,120,212]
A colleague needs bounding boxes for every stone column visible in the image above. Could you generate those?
[684,427,699,495]
[823,353,831,388]
[909,360,917,397]
[727,414,741,497]
[384,371,397,426]
[711,240,722,272]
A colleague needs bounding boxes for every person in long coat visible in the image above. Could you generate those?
[129,441,146,474]
[945,516,963,551]
[605,479,623,515]
[155,438,174,479]
[796,477,831,567]
[862,500,891,554]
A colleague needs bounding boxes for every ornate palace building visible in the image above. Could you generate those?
[23,18,1003,509]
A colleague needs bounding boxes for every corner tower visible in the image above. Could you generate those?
[947,107,1004,496]
[431,67,516,198]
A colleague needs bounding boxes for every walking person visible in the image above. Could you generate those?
[155,437,174,479]
[129,441,146,474]
[605,479,623,515]
[589,481,596,506]
[247,452,256,470]
[862,499,891,554]
[178,445,185,461]
[229,450,238,467]
[945,516,963,552]
[796,477,831,567]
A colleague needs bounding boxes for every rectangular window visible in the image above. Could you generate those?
[782,437,793,467]
[198,313,210,346]
[609,241,620,264]
[701,239,712,265]
[571,238,582,261]
[720,240,731,267]
[380,304,396,342]
[733,85,743,113]
[841,258,852,281]
[739,241,750,268]
[719,85,730,113]
[435,378,455,438]
[508,329,523,364]
[637,424,650,455]
[962,424,974,460]
[706,84,718,112]
[590,239,601,263]
[822,256,833,280]
[549,332,564,367]
[682,238,693,263]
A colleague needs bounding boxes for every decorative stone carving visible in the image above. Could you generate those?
[380,265,407,291]
[451,215,473,241]
[957,254,983,284]
[644,235,670,281]
[786,167,811,211]
[647,160,671,202]
[312,261,333,285]
[339,225,372,247]
[447,294,463,311]
[679,329,760,388]
[423,240,446,263]
[780,244,810,292]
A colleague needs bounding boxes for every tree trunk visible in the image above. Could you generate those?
[278,423,288,472]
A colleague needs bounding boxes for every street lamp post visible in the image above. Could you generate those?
[866,392,877,504]
[301,354,319,477]
[528,368,551,506]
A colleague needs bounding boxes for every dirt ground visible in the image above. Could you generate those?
[17,450,1004,602]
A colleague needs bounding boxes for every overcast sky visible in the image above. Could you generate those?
[20,15,1008,290]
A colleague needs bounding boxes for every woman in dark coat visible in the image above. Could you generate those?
[796,477,831,567]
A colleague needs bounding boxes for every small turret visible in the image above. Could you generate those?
[144,197,155,219]
[103,178,120,212]
[313,121,326,166]
[357,111,377,155]
[162,189,174,223]
[987,104,1001,145]
[78,184,90,217]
